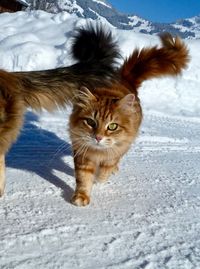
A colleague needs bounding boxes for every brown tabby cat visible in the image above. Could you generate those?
[70,33,189,206]
[0,25,119,197]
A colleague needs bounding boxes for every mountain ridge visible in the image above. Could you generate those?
[25,0,200,39]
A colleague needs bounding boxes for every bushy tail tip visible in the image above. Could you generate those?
[120,32,190,90]
[71,24,120,66]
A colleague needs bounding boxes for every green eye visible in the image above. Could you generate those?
[107,123,118,131]
[86,118,96,128]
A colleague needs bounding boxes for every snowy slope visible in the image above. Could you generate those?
[0,11,200,269]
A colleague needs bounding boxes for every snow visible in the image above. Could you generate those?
[0,11,79,71]
[17,0,29,6]
[92,0,112,8]
[57,0,84,16]
[128,15,153,33]
[88,8,114,28]
[0,11,200,268]
[172,17,200,39]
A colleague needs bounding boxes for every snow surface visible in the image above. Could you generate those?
[0,11,200,268]
[92,0,112,8]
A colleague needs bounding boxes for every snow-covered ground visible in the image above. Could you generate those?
[0,11,200,269]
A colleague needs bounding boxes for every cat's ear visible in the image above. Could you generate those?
[117,94,135,110]
[76,86,97,107]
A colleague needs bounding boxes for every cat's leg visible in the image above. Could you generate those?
[0,98,25,198]
[97,159,119,183]
[71,156,96,206]
[0,154,5,197]
[0,122,22,198]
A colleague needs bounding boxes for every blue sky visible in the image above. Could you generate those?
[108,0,200,23]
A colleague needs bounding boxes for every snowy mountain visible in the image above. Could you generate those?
[24,0,200,39]
[171,16,200,39]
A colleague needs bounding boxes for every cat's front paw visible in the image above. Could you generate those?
[71,191,90,207]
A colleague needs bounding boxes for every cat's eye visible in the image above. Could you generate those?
[85,118,97,128]
[107,123,118,131]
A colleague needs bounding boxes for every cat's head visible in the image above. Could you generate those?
[70,86,142,155]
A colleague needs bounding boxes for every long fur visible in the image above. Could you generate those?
[120,33,189,91]
[70,33,190,206]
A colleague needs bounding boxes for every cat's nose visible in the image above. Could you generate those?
[95,135,103,143]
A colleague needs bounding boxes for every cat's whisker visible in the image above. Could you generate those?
[73,145,84,158]
[47,142,72,166]
[72,140,90,149]
[81,144,90,163]
[73,142,88,159]
[54,142,71,155]
[70,134,91,142]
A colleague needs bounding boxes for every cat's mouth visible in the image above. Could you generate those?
[91,143,107,149]
[89,139,113,150]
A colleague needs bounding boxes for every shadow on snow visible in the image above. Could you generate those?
[6,111,74,203]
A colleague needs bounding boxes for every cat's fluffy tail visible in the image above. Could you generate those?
[120,33,190,90]
[71,24,120,78]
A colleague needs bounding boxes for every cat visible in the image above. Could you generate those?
[70,33,190,206]
[0,25,120,197]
